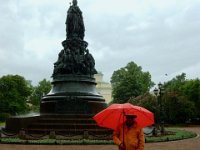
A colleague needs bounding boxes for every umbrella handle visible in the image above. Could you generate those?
[123,109,124,146]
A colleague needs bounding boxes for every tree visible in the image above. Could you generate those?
[29,79,51,111]
[164,73,200,117]
[162,92,196,124]
[0,75,32,115]
[181,79,200,116]
[163,73,186,93]
[110,61,154,103]
[128,93,159,122]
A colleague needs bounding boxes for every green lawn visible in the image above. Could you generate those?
[145,128,197,142]
[0,122,5,127]
[0,128,197,144]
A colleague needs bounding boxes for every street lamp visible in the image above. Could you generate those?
[153,82,165,134]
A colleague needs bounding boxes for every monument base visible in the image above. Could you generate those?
[5,114,112,140]
[40,97,107,114]
[40,74,107,114]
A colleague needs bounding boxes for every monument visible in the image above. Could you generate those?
[40,0,107,115]
[4,0,111,139]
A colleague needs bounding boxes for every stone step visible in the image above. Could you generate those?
[26,128,110,132]
[37,118,95,124]
[16,114,113,139]
[40,114,94,119]
[25,128,112,135]
[30,122,98,126]
[27,124,100,130]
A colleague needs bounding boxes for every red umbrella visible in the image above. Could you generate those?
[93,103,154,130]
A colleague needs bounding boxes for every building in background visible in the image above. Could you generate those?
[94,72,112,103]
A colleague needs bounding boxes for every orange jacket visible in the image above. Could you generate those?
[113,123,145,150]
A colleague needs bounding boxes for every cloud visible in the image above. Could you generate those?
[0,0,200,86]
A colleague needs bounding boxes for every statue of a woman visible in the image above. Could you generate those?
[66,0,85,40]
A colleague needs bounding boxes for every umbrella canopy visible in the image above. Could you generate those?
[93,103,154,130]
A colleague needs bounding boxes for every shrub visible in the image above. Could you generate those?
[0,113,10,122]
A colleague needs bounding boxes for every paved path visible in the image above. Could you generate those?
[0,127,199,150]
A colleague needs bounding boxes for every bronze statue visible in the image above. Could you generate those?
[66,0,85,40]
[53,0,96,76]
[5,0,108,137]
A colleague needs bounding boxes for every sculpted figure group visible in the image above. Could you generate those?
[53,48,97,76]
[53,0,97,76]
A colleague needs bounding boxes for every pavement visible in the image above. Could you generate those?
[0,127,199,150]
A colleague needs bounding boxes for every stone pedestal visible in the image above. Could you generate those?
[40,75,107,114]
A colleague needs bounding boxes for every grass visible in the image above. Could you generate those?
[0,138,114,145]
[0,128,197,145]
[0,122,5,127]
[145,128,197,143]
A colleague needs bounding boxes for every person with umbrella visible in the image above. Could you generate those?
[113,114,145,150]
[93,103,154,150]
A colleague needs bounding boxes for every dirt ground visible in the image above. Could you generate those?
[0,127,199,150]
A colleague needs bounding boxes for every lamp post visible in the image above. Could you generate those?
[153,82,165,134]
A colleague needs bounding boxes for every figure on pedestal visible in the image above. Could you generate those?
[66,0,85,40]
[53,0,96,77]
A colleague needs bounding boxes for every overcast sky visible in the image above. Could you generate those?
[0,0,200,86]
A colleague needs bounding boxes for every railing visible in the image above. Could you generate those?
[0,128,113,140]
